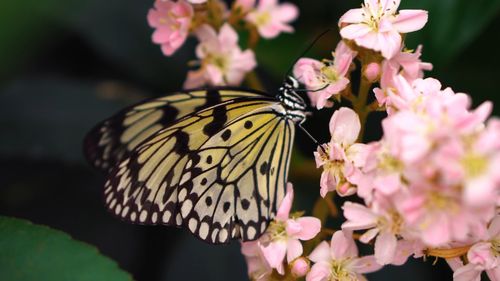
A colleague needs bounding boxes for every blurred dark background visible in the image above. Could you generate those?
[1,0,500,280]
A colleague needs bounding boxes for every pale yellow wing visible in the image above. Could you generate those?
[104,96,295,244]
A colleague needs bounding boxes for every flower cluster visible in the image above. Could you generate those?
[147,0,298,88]
[294,0,500,280]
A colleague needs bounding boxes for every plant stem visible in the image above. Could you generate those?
[245,70,265,91]
[425,245,471,259]
[354,77,372,142]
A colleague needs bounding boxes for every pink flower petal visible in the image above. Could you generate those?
[342,202,378,230]
[374,231,397,265]
[393,10,428,33]
[420,214,451,247]
[286,238,303,263]
[306,262,331,281]
[487,267,500,281]
[319,170,336,198]
[338,8,365,24]
[351,255,383,274]
[340,24,372,40]
[275,3,299,22]
[380,0,401,14]
[378,30,401,59]
[308,241,331,263]
[330,230,358,259]
[261,240,287,273]
[218,23,239,49]
[276,183,293,221]
[453,263,482,281]
[329,107,361,145]
[295,217,321,240]
[359,228,379,243]
[488,216,500,238]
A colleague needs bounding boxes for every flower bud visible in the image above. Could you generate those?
[290,257,310,278]
[364,62,381,82]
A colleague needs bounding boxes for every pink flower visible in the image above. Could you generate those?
[184,24,256,88]
[342,200,412,265]
[449,216,500,281]
[315,107,367,197]
[395,183,493,247]
[339,0,428,59]
[374,46,433,108]
[259,183,321,274]
[246,0,299,39]
[457,118,500,207]
[293,42,357,109]
[241,240,273,281]
[147,0,193,56]
[306,231,382,281]
[353,141,406,202]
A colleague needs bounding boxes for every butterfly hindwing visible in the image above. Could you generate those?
[102,92,295,244]
[178,104,294,242]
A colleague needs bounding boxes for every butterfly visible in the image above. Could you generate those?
[84,76,309,244]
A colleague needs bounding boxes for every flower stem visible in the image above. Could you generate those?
[245,70,265,91]
[354,77,372,142]
[425,245,471,259]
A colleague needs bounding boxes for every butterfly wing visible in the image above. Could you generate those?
[84,89,266,172]
[103,95,295,243]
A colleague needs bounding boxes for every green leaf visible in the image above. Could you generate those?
[0,216,133,281]
[400,0,500,66]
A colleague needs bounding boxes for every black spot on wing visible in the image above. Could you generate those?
[244,120,253,129]
[195,89,222,111]
[223,202,231,213]
[174,131,190,154]
[241,199,250,210]
[203,105,227,136]
[260,161,268,175]
[205,196,212,206]
[221,129,231,141]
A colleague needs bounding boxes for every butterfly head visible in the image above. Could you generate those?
[278,76,307,123]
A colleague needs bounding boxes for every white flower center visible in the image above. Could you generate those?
[378,210,404,235]
[266,220,287,241]
[254,11,272,27]
[361,1,396,31]
[330,258,357,281]
[461,152,488,179]
[491,238,500,256]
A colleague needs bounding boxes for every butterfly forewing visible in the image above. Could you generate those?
[84,89,265,172]
[95,89,298,243]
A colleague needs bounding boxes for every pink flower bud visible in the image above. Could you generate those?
[364,62,381,82]
[290,257,310,278]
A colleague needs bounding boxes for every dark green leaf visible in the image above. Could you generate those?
[0,216,133,281]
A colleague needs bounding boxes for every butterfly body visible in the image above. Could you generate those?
[85,78,306,244]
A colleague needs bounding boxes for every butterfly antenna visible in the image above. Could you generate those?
[283,29,334,81]
[298,123,326,154]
